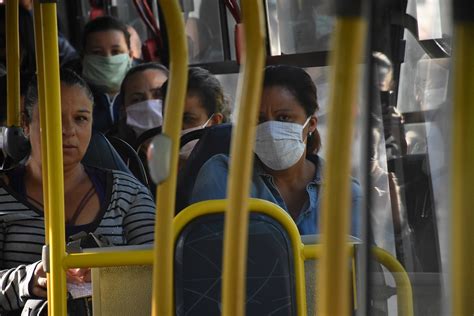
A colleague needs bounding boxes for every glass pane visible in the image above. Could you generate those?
[265,0,334,55]
[407,0,452,39]
[113,0,148,43]
[382,9,453,312]
[397,33,450,113]
[183,0,224,64]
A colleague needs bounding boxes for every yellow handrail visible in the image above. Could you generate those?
[451,16,474,316]
[64,250,154,268]
[371,247,414,316]
[5,0,21,126]
[151,0,188,315]
[34,2,68,316]
[316,12,367,316]
[304,245,414,316]
[221,1,266,315]
[174,199,307,316]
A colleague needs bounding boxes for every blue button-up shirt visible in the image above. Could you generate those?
[190,154,361,236]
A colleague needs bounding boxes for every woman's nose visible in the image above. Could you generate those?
[62,119,75,136]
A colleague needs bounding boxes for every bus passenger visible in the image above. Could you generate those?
[163,67,228,165]
[108,62,169,149]
[190,65,361,236]
[82,16,133,133]
[0,69,155,314]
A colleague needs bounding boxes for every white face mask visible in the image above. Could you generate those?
[254,117,311,171]
[126,99,163,137]
[179,115,213,160]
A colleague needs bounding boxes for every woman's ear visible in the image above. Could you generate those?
[210,113,224,125]
[308,115,318,134]
[21,112,30,137]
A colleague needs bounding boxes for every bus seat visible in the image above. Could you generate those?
[82,130,132,174]
[92,265,152,316]
[175,123,232,212]
[106,136,149,187]
[174,199,305,316]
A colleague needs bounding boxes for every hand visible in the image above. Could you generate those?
[66,268,91,283]
[32,261,47,298]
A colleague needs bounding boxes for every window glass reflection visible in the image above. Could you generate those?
[265,0,334,55]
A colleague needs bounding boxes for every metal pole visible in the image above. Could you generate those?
[221,0,266,315]
[151,0,188,314]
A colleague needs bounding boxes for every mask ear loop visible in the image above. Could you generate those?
[201,114,214,128]
[302,116,312,142]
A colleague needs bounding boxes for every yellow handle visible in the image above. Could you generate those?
[151,1,188,315]
[451,20,474,316]
[316,15,367,316]
[34,2,68,316]
[221,1,266,316]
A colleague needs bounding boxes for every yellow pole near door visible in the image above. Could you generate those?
[221,1,266,315]
[451,1,474,314]
[151,0,188,315]
[316,2,367,315]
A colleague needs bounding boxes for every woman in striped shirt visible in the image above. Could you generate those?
[0,69,156,314]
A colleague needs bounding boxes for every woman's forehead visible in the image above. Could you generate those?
[261,86,302,111]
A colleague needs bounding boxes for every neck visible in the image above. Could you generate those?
[264,154,314,187]
[26,159,86,192]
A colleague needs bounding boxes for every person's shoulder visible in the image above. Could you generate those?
[200,153,231,172]
[110,169,145,186]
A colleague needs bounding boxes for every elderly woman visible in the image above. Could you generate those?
[0,69,156,313]
[190,65,361,236]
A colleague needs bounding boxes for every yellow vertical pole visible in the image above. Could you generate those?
[36,2,68,315]
[5,0,21,126]
[316,3,367,316]
[32,0,51,305]
[221,1,266,315]
[451,1,474,314]
[151,1,188,315]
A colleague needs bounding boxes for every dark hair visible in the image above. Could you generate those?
[23,69,94,124]
[161,67,229,122]
[263,65,321,153]
[82,16,131,50]
[120,62,169,97]
[187,67,228,121]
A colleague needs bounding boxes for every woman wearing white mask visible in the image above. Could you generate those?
[81,16,133,133]
[190,65,361,236]
[107,62,169,148]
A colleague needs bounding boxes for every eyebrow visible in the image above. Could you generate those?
[274,108,293,113]
[78,109,92,114]
[130,91,146,96]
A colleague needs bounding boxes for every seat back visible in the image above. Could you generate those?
[175,123,232,212]
[106,136,149,186]
[82,130,132,174]
[174,199,305,316]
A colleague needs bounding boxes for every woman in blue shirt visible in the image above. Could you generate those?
[190,65,361,236]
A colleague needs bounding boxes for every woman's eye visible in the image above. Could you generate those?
[75,116,89,123]
[112,49,125,55]
[277,115,291,122]
[91,49,104,56]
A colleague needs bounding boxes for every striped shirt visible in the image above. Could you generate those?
[0,168,156,313]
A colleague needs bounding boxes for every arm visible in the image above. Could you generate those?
[190,154,230,204]
[122,182,156,245]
